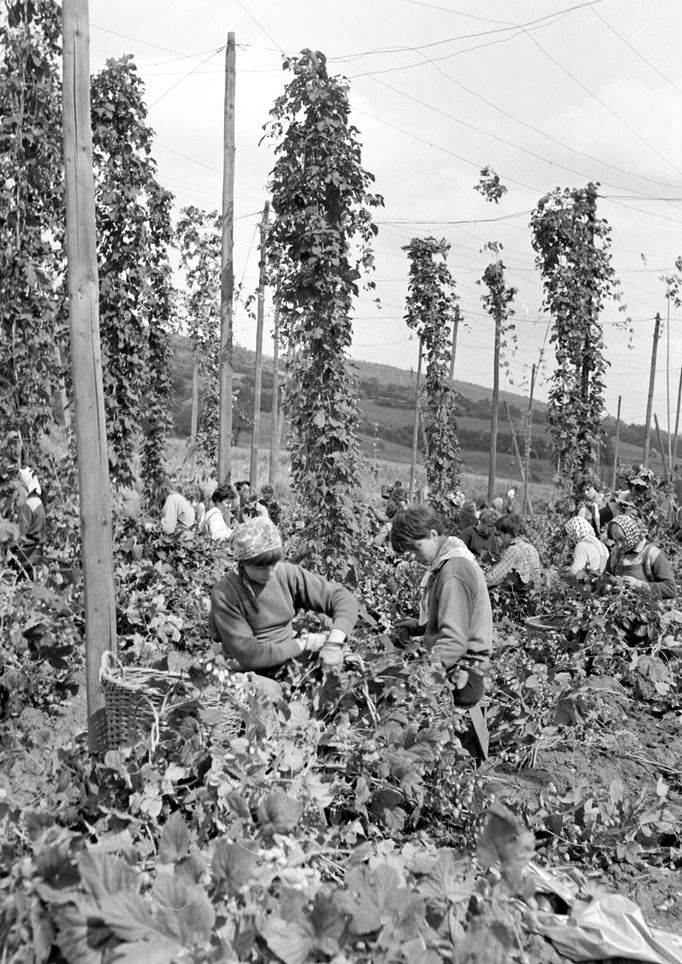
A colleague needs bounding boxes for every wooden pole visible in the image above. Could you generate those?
[643,313,661,469]
[218,32,236,482]
[666,293,672,466]
[673,366,682,468]
[611,395,622,491]
[522,364,536,517]
[654,414,669,482]
[62,0,116,752]
[190,345,199,478]
[269,305,280,484]
[449,304,460,381]
[408,339,423,500]
[487,313,501,502]
[273,341,293,481]
[250,201,269,489]
[505,402,533,515]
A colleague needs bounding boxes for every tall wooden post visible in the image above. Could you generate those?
[673,366,682,469]
[666,293,672,466]
[643,313,661,468]
[269,305,280,484]
[250,201,269,489]
[654,414,670,481]
[487,313,501,502]
[506,402,532,515]
[449,305,460,381]
[408,340,423,500]
[218,32,236,482]
[62,0,116,752]
[190,346,199,478]
[611,395,621,490]
[522,364,536,516]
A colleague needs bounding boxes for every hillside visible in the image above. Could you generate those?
[169,336,659,480]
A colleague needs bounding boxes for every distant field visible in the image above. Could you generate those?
[359,400,550,439]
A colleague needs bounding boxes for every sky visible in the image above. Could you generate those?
[86,0,682,427]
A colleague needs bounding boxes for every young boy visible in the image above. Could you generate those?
[390,504,493,708]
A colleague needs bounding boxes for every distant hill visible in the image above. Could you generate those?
[350,357,548,414]
[168,336,660,478]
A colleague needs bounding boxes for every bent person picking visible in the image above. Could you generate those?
[208,516,358,699]
[390,505,493,755]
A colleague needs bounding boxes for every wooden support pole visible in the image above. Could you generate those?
[250,201,269,490]
[611,395,622,491]
[269,305,280,484]
[522,364,536,517]
[666,293,672,466]
[487,314,501,502]
[505,401,533,516]
[643,313,661,469]
[62,0,116,752]
[449,305,460,381]
[218,32,236,482]
[654,414,669,482]
[673,366,682,468]
[408,340,423,501]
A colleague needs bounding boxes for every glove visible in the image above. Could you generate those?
[320,629,347,668]
[295,631,328,653]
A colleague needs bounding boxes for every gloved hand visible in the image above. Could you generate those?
[295,631,328,654]
[320,629,347,668]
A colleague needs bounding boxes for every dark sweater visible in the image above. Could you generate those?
[209,561,359,669]
[460,526,500,560]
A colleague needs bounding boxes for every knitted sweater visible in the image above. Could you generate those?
[421,547,493,670]
[208,561,359,670]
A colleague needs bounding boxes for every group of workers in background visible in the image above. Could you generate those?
[8,461,679,760]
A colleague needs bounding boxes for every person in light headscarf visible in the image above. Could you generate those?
[14,468,46,575]
[564,515,608,582]
[605,516,676,600]
[208,516,358,696]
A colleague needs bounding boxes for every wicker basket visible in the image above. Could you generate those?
[100,652,243,750]
[524,613,570,638]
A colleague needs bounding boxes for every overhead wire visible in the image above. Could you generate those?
[521,29,682,179]
[589,6,682,97]
[147,45,226,108]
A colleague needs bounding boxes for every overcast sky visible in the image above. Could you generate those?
[87,0,682,426]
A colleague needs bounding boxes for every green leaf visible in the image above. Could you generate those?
[420,850,473,903]
[256,791,304,836]
[152,872,215,945]
[261,917,313,964]
[55,902,113,964]
[79,852,137,900]
[212,838,258,894]
[158,811,190,864]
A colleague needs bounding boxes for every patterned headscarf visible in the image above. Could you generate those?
[229,515,282,562]
[565,516,595,545]
[609,514,642,551]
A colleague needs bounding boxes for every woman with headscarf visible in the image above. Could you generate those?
[208,516,358,696]
[13,468,46,575]
[605,516,676,599]
[564,516,608,581]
